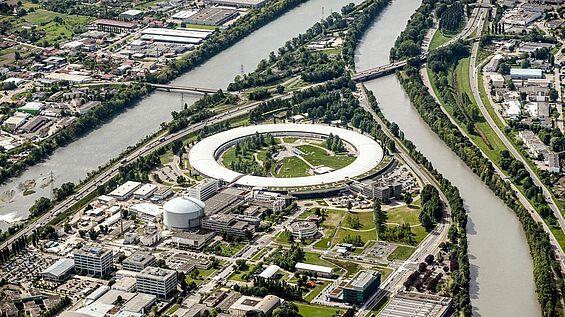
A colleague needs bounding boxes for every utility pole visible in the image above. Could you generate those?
[49,171,54,200]
[180,92,185,110]
[240,64,244,75]
[321,6,324,18]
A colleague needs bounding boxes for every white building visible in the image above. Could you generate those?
[41,258,75,282]
[187,178,219,201]
[109,181,142,200]
[136,267,177,299]
[122,251,156,272]
[295,262,333,277]
[134,184,158,200]
[74,246,114,277]
[128,203,163,223]
[490,73,505,88]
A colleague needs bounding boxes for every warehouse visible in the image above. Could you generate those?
[205,0,269,8]
[186,7,239,26]
[41,258,75,282]
[295,262,334,278]
[109,181,142,200]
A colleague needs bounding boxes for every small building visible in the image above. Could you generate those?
[510,68,543,80]
[258,265,280,279]
[490,73,505,88]
[343,270,381,304]
[122,251,156,272]
[152,186,173,201]
[41,258,75,282]
[119,9,144,21]
[288,221,318,239]
[3,112,30,131]
[172,231,214,250]
[295,262,333,278]
[505,100,521,120]
[228,295,281,317]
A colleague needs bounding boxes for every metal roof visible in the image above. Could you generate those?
[41,258,74,277]
[188,124,384,188]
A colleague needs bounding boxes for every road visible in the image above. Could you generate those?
[467,7,565,249]
[419,5,565,270]
[354,85,452,316]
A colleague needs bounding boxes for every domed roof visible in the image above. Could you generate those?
[163,196,205,214]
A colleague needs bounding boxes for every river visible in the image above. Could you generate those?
[0,0,357,226]
[355,0,540,316]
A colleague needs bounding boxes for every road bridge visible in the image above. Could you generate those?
[148,83,220,94]
[352,54,427,82]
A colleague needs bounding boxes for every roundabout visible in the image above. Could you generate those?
[188,123,384,191]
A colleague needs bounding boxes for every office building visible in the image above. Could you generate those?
[136,267,177,299]
[172,231,214,250]
[74,246,114,277]
[122,251,156,272]
[343,270,381,304]
[188,178,219,201]
[201,214,254,237]
[229,295,281,317]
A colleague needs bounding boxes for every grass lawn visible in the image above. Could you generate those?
[251,248,268,261]
[217,242,246,257]
[275,156,310,177]
[229,264,257,282]
[294,303,344,317]
[159,150,174,164]
[165,304,180,315]
[344,211,375,230]
[304,281,330,302]
[335,227,377,245]
[331,259,361,277]
[316,199,329,206]
[182,23,218,30]
[303,252,335,267]
[386,201,421,225]
[185,267,217,285]
[298,144,355,169]
[320,48,341,55]
[429,29,455,50]
[387,245,416,261]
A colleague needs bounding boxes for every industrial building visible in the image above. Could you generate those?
[204,0,269,8]
[343,270,381,304]
[288,221,318,239]
[140,28,211,45]
[188,178,219,201]
[134,183,159,200]
[163,196,205,230]
[379,292,451,317]
[295,262,333,278]
[94,19,137,33]
[122,251,156,272]
[136,267,178,299]
[128,203,163,223]
[172,231,214,250]
[74,246,114,277]
[41,258,74,282]
[203,187,246,214]
[201,214,254,237]
[186,7,239,26]
[109,181,142,200]
[510,68,543,79]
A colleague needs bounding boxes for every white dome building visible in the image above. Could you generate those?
[163,196,205,230]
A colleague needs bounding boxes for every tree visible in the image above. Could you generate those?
[549,88,558,102]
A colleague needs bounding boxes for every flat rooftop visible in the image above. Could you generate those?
[379,292,451,317]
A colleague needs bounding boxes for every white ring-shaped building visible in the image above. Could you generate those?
[188,123,384,190]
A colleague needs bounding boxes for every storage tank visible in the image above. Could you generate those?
[163,196,205,230]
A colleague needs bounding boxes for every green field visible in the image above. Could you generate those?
[20,9,94,46]
[386,202,421,225]
[387,245,416,261]
[185,267,217,285]
[429,29,455,50]
[303,252,336,267]
[298,144,355,169]
[229,264,257,282]
[275,156,310,177]
[294,303,344,317]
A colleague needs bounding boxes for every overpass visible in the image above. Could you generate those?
[352,53,427,82]
[148,83,220,94]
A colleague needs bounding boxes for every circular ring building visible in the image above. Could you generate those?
[188,123,384,193]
